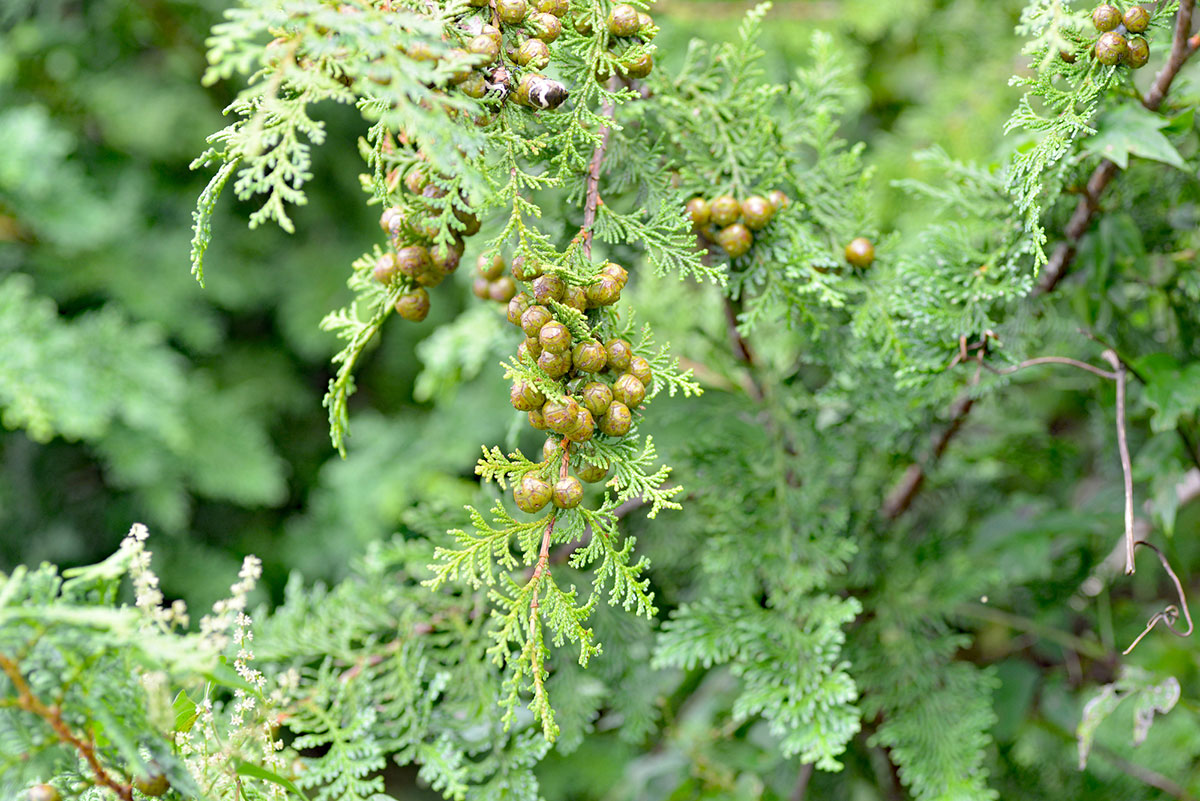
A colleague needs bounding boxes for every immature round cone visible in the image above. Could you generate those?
[741,195,774,230]
[566,407,595,441]
[585,275,621,307]
[1125,36,1150,68]
[521,304,553,337]
[521,336,542,359]
[601,262,629,288]
[542,435,560,462]
[514,474,553,513]
[489,277,518,302]
[404,167,428,195]
[460,73,487,98]
[686,197,711,229]
[637,11,655,33]
[552,475,584,508]
[412,215,441,241]
[468,34,501,62]
[481,23,503,45]
[538,349,572,378]
[478,252,506,279]
[629,355,653,388]
[507,293,531,325]
[563,284,588,311]
[718,223,753,258]
[582,381,613,416]
[397,245,431,279]
[574,13,594,35]
[380,206,404,233]
[530,12,563,43]
[710,194,741,226]
[414,265,445,288]
[577,459,608,483]
[605,339,633,372]
[134,774,170,797]
[573,341,608,373]
[511,379,546,411]
[454,207,481,236]
[532,274,566,303]
[537,0,568,16]
[28,786,60,801]
[539,320,572,353]
[511,254,543,281]
[767,189,790,211]
[1094,31,1127,65]
[543,397,581,434]
[430,240,463,274]
[421,181,448,200]
[472,276,492,299]
[612,373,646,407]
[516,38,551,69]
[396,288,431,321]
[600,401,633,436]
[844,237,875,268]
[1091,3,1121,32]
[622,52,653,79]
[408,41,436,61]
[497,0,527,25]
[445,49,473,85]
[1123,5,1150,33]
[528,407,548,429]
[608,3,640,36]
[373,253,400,284]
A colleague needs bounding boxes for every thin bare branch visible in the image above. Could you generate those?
[582,78,619,259]
[1102,351,1136,574]
[1123,540,1194,654]
[789,763,814,801]
[983,355,1117,381]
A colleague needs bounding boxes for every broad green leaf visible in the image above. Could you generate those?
[1083,105,1185,170]
[1138,354,1200,432]
[201,656,258,695]
[235,759,312,800]
[172,690,198,733]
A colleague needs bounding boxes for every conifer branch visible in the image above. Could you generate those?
[889,0,1200,518]
[0,652,135,801]
[1038,0,1197,294]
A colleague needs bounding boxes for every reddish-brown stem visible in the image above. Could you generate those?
[882,393,975,519]
[0,652,134,800]
[582,80,619,259]
[1143,0,1199,112]
[529,440,572,616]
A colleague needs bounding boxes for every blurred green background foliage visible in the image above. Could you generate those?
[8,1,1200,798]
[0,0,1028,606]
